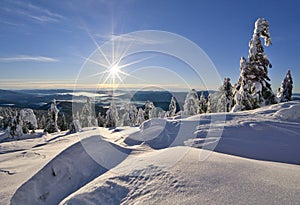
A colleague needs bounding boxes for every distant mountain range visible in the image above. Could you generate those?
[0,89,298,113]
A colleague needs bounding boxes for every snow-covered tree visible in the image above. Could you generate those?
[105,103,119,128]
[166,97,177,117]
[232,18,276,111]
[59,113,68,131]
[81,97,97,127]
[277,70,293,102]
[9,111,23,137]
[19,108,37,134]
[136,108,145,125]
[38,115,46,129]
[206,92,221,113]
[198,92,207,114]
[69,112,81,133]
[44,99,60,133]
[183,89,199,115]
[217,78,233,112]
[144,101,156,120]
[120,103,138,126]
[97,112,106,127]
[8,109,37,137]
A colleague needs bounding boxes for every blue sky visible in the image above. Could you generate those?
[0,0,299,92]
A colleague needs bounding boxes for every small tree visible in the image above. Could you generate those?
[44,99,60,133]
[9,111,23,138]
[277,70,293,102]
[166,96,177,117]
[198,92,207,114]
[81,97,97,127]
[218,78,233,112]
[183,89,199,115]
[59,113,68,131]
[136,108,145,125]
[105,103,119,128]
[38,115,46,129]
[97,112,106,127]
[144,101,156,120]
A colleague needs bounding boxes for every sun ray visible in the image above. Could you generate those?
[80,55,108,69]
[84,26,112,67]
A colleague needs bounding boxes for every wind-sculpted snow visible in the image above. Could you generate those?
[5,102,300,204]
[274,103,300,120]
[60,165,185,205]
[124,101,300,165]
[11,135,131,205]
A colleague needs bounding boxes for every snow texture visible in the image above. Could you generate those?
[1,101,300,205]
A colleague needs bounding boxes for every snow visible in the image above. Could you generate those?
[274,103,300,120]
[1,102,300,204]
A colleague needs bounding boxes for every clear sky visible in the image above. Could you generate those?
[0,0,299,92]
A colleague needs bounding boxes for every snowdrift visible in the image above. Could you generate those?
[5,101,300,204]
[11,135,131,205]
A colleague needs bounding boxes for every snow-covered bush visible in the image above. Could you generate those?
[277,70,293,102]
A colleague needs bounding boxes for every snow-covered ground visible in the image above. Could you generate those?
[1,102,300,204]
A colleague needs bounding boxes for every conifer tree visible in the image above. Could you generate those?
[44,99,60,133]
[199,92,207,114]
[144,101,156,120]
[136,108,145,125]
[81,97,97,127]
[277,70,293,102]
[166,96,177,117]
[218,78,233,112]
[183,89,199,115]
[233,18,276,111]
[59,113,68,131]
[105,103,119,128]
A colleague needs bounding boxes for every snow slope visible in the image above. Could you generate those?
[1,101,300,204]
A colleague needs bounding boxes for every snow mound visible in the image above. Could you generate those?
[60,165,185,205]
[124,119,182,149]
[62,147,300,205]
[11,135,131,205]
[274,104,300,120]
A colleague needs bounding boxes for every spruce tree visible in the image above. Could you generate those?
[199,92,207,114]
[277,70,293,102]
[44,99,60,133]
[97,112,106,127]
[218,78,233,112]
[233,18,276,111]
[166,96,177,117]
[183,89,199,115]
[59,113,68,131]
[105,103,119,128]
[81,97,97,127]
[144,101,156,120]
[136,108,145,125]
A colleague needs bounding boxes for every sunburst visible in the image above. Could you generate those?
[81,30,152,93]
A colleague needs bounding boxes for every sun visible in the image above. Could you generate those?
[109,64,120,75]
